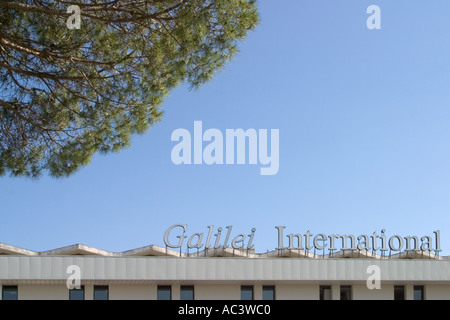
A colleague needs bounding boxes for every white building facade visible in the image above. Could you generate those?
[0,243,449,300]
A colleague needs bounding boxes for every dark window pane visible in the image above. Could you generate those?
[414,285,424,300]
[69,286,84,300]
[2,286,18,300]
[262,286,275,300]
[320,286,331,300]
[241,286,253,300]
[340,285,352,300]
[394,286,405,300]
[180,286,194,300]
[157,286,172,300]
[94,285,109,300]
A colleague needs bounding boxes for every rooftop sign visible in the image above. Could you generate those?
[163,224,442,253]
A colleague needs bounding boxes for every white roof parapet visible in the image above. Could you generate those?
[390,250,442,260]
[0,243,447,259]
[39,244,115,256]
[261,249,316,258]
[1,256,450,284]
[188,247,257,258]
[0,243,38,256]
[121,245,186,257]
[325,249,382,259]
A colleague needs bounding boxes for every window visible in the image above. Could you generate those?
[262,286,275,300]
[320,285,332,300]
[2,286,18,300]
[157,285,172,300]
[94,285,109,300]
[414,285,424,300]
[241,286,253,300]
[69,285,84,300]
[340,285,352,300]
[180,286,194,300]
[394,285,405,300]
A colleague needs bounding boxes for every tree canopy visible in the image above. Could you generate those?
[0,0,258,178]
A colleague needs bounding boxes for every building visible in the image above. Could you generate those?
[0,242,449,300]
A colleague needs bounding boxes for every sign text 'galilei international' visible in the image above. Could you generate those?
[163,224,442,253]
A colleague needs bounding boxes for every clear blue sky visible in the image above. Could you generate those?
[1,0,450,255]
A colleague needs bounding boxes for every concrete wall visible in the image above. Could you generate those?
[2,283,450,300]
[194,284,240,300]
[109,284,156,300]
[423,285,450,300]
[18,284,68,300]
[352,284,394,300]
[274,284,318,300]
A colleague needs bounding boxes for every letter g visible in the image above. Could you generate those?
[164,224,187,248]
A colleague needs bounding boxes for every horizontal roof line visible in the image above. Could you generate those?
[0,243,448,260]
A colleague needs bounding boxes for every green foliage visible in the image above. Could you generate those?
[0,0,259,178]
